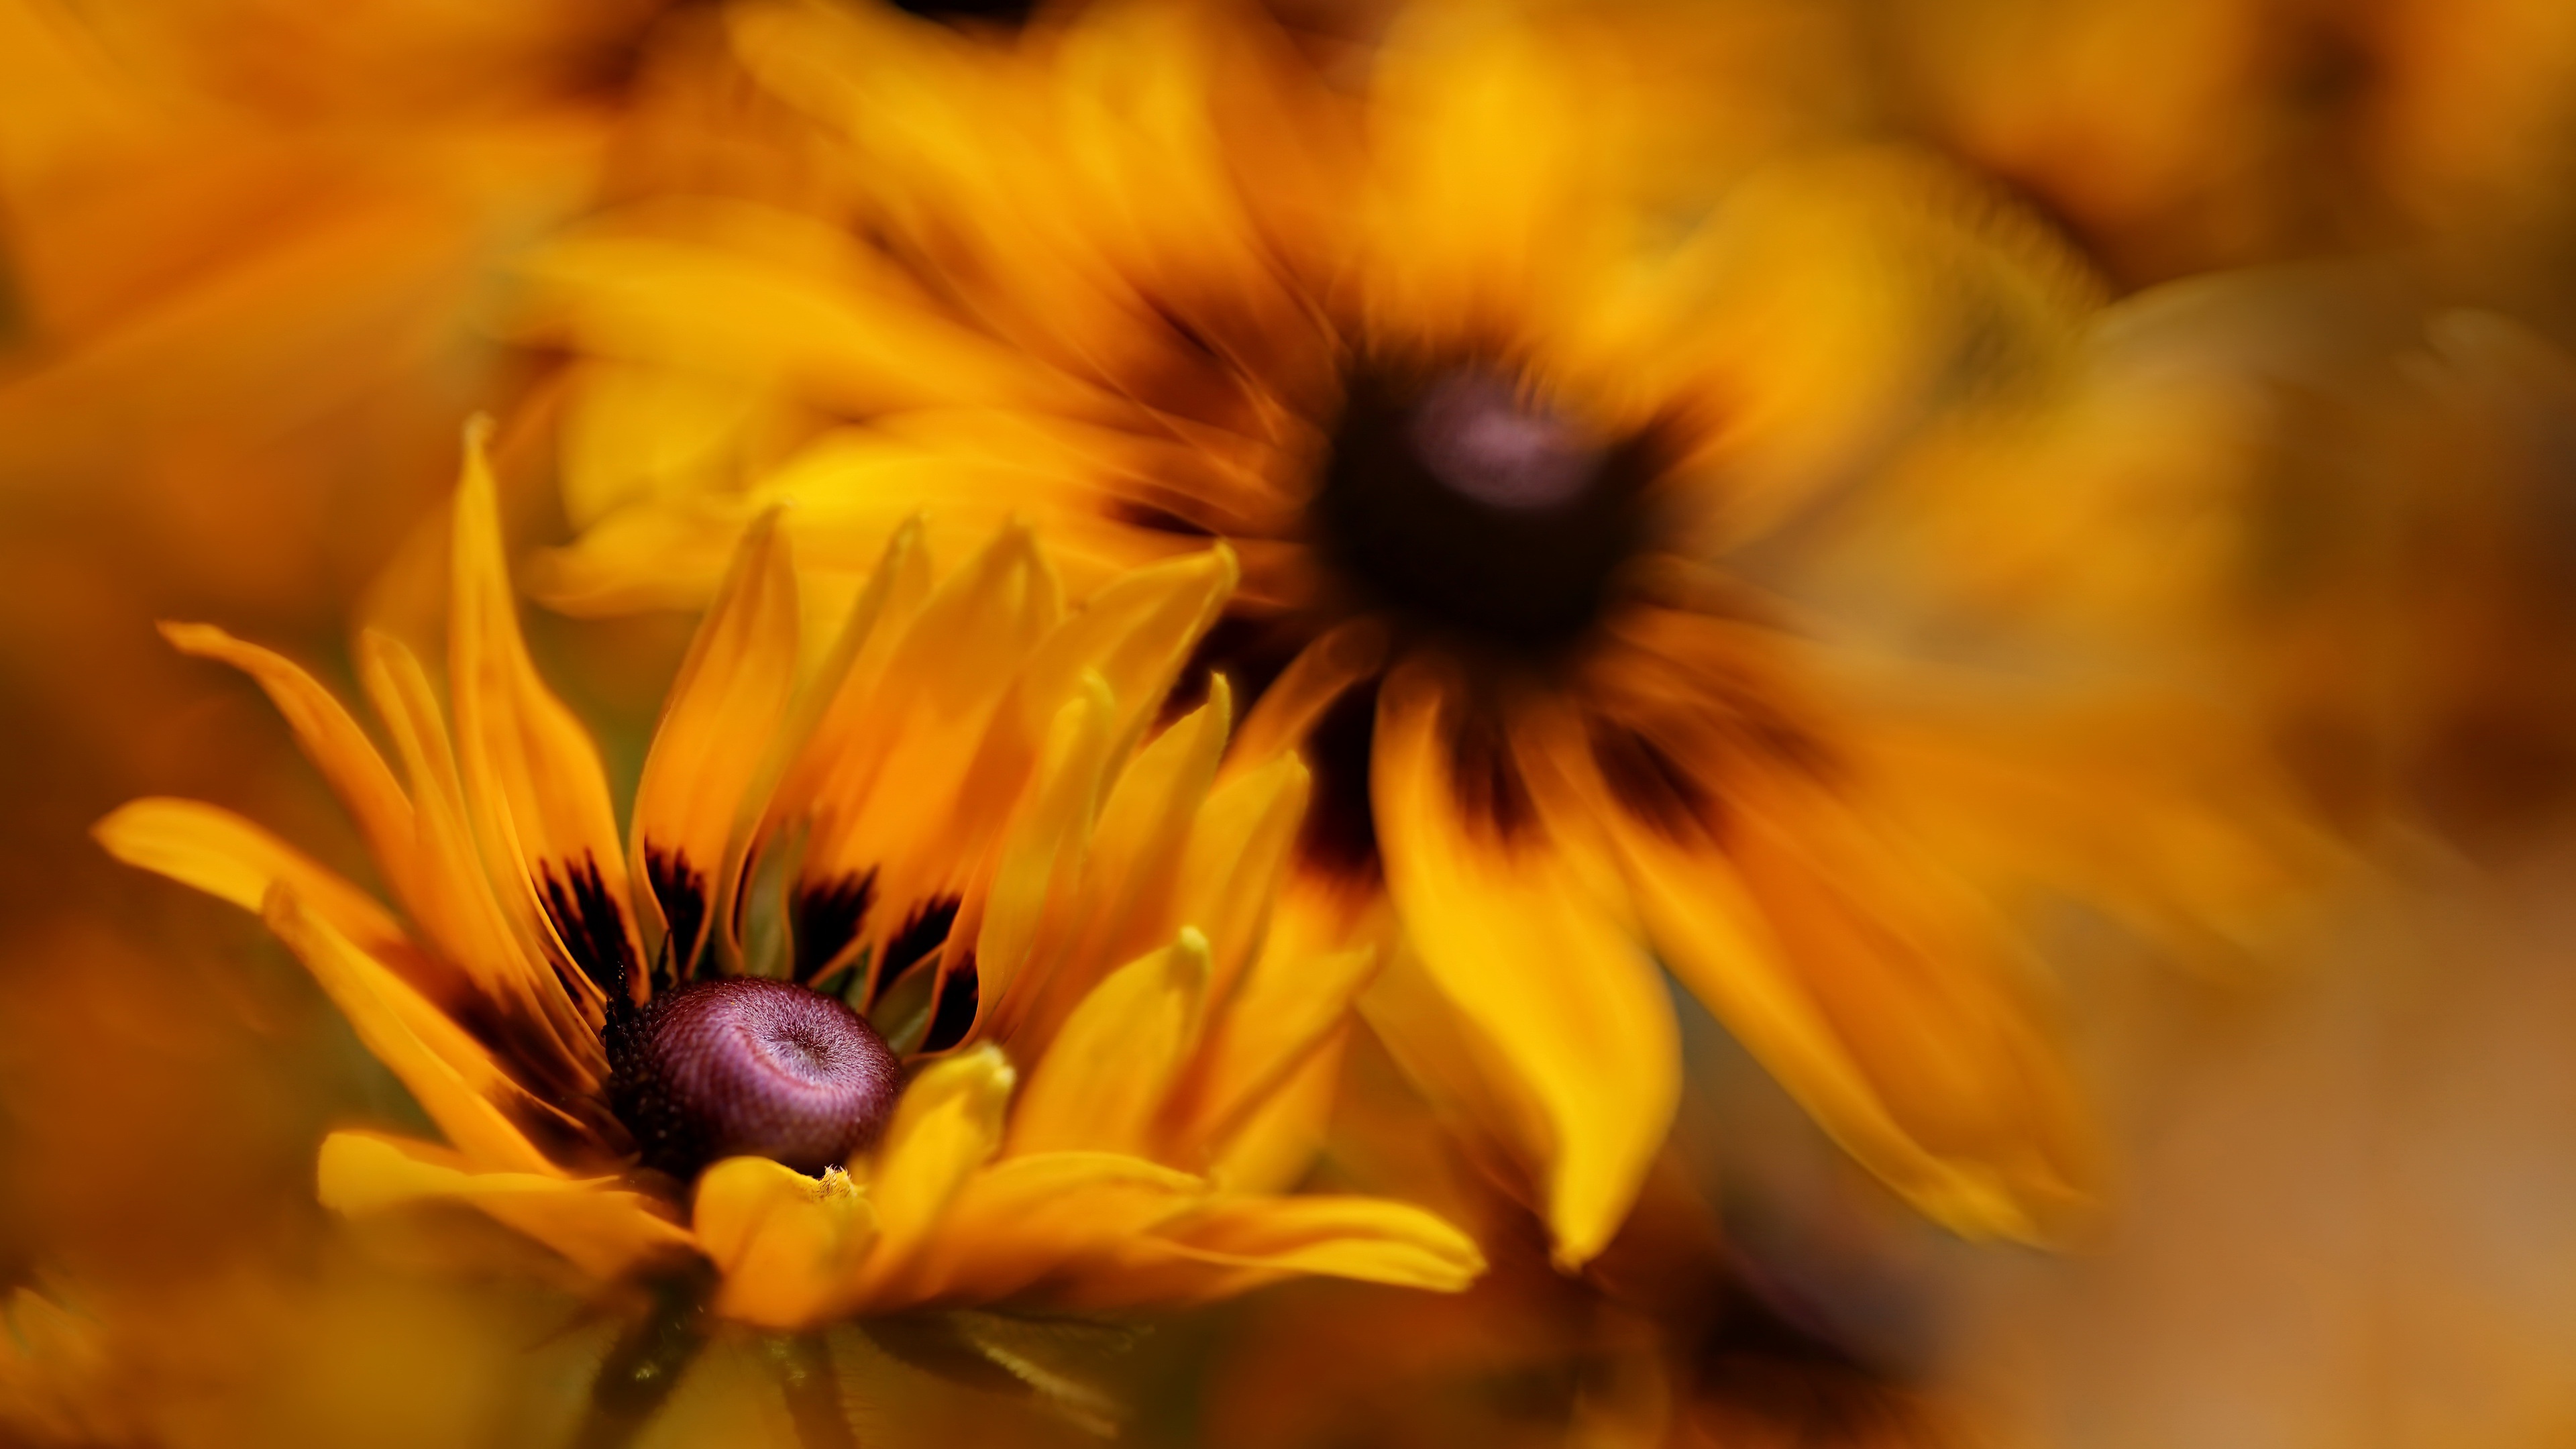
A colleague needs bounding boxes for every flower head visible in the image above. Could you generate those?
[508,0,2328,1267]
[97,429,1481,1351]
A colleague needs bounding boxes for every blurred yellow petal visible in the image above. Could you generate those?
[1373,661,1678,1268]
[319,1131,689,1283]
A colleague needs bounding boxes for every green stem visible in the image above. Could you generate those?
[769,1332,859,1449]
[572,1269,714,1449]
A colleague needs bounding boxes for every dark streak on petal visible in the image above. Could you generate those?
[875,895,963,1005]
[792,869,878,985]
[920,956,981,1053]
[1294,676,1382,882]
[645,846,711,985]
[539,853,635,1000]
[1589,719,1714,843]
[1448,706,1536,841]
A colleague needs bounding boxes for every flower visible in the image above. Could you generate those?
[505,0,2327,1267]
[95,428,1481,1426]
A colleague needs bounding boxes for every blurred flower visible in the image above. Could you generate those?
[1884,0,2576,287]
[500,0,2332,1271]
[96,432,1479,1438]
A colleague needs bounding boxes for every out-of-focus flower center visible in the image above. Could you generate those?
[1313,363,1656,651]
[608,977,900,1178]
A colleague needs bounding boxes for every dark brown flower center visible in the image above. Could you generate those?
[607,977,900,1179]
[1311,362,1659,653]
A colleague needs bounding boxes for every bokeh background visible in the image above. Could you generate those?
[5,0,2576,1444]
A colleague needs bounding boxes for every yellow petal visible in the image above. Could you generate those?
[1608,748,2096,1242]
[319,1131,689,1283]
[1371,661,1678,1268]
[965,674,1118,1042]
[359,629,602,1078]
[1146,1193,1486,1295]
[264,890,559,1178]
[447,421,637,1003]
[851,1045,1015,1302]
[1175,939,1375,1171]
[695,1157,878,1330]
[1008,930,1211,1159]
[791,523,1061,1000]
[158,622,417,900]
[1172,751,1311,1011]
[1006,684,1231,1053]
[1224,619,1388,773]
[631,508,800,979]
[96,798,407,961]
[1012,544,1237,768]
[892,1150,1205,1311]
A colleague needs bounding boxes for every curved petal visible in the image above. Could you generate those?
[1370,660,1679,1267]
[264,890,561,1178]
[157,622,416,901]
[96,798,407,963]
[851,1045,1016,1303]
[695,1157,878,1330]
[447,425,637,1005]
[1008,930,1211,1159]
[1556,626,2100,1240]
[631,508,800,981]
[1144,1193,1486,1295]
[318,1131,690,1283]
[898,1151,1206,1311]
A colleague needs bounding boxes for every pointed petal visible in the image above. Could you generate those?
[1146,1194,1486,1294]
[1226,619,1388,773]
[1012,545,1238,767]
[1176,938,1375,1171]
[447,425,638,1001]
[1372,661,1679,1267]
[963,674,1116,1040]
[851,1045,1015,1303]
[1603,740,2096,1242]
[96,798,406,961]
[695,1157,878,1330]
[158,622,416,897]
[791,523,1063,999]
[318,1131,689,1283]
[358,629,602,1081]
[896,1151,1205,1310]
[1008,930,1211,1159]
[1173,751,1311,1011]
[1006,684,1232,1053]
[264,889,560,1178]
[631,508,801,979]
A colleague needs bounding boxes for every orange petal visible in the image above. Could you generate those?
[630,508,800,980]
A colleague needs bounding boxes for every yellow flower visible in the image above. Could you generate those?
[94,429,1480,1415]
[507,0,2325,1266]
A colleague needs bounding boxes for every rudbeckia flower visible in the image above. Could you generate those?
[94,431,1481,1433]
[506,0,2326,1266]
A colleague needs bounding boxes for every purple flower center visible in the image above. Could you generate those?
[608,977,900,1177]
